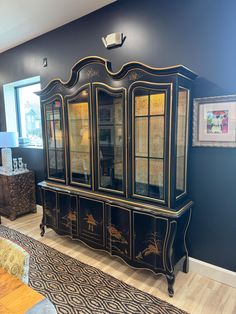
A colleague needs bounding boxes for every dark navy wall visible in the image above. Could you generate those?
[0,0,235,271]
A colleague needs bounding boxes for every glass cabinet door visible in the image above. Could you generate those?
[45,98,66,181]
[132,87,166,201]
[176,87,189,198]
[96,87,125,194]
[67,87,91,186]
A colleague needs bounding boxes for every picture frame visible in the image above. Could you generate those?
[192,95,236,147]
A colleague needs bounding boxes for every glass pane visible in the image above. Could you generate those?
[176,88,188,196]
[135,92,148,116]
[49,149,56,174]
[135,158,148,196]
[98,89,124,192]
[150,116,164,158]
[46,120,55,149]
[56,150,65,172]
[149,159,164,199]
[17,83,42,147]
[54,120,64,149]
[150,92,165,115]
[68,88,91,185]
[135,117,148,157]
[133,87,166,201]
[45,100,65,180]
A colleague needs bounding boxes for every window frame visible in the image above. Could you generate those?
[14,81,42,148]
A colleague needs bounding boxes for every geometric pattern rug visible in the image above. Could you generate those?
[0,225,187,314]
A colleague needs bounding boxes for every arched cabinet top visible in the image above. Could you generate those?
[37,56,197,100]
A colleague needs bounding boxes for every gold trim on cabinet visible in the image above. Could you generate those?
[66,83,93,189]
[183,207,192,261]
[94,83,127,196]
[40,56,197,92]
[176,86,190,200]
[165,220,177,273]
[40,181,193,217]
[168,84,173,208]
[130,82,172,205]
[43,94,67,184]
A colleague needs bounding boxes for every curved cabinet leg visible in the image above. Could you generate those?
[166,274,175,297]
[40,223,45,237]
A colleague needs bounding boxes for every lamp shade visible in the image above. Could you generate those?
[0,132,19,148]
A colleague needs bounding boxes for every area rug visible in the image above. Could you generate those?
[0,225,187,314]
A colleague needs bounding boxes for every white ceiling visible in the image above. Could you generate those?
[0,0,116,53]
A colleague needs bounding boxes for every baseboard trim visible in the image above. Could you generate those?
[189,257,236,288]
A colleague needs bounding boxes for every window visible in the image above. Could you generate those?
[3,76,42,148]
[16,83,42,147]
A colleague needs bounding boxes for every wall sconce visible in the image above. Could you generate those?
[102,33,125,49]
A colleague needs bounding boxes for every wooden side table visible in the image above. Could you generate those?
[0,171,36,220]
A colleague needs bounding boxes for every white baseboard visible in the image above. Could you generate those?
[189,257,236,288]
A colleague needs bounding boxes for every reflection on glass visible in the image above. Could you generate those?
[149,159,164,199]
[135,117,148,157]
[134,88,165,200]
[135,158,148,196]
[68,88,91,185]
[176,88,188,197]
[150,116,164,158]
[135,94,148,116]
[45,100,65,180]
[150,92,165,115]
[97,89,124,192]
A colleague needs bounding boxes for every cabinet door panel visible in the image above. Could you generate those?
[44,98,66,182]
[44,190,57,228]
[67,87,92,186]
[79,197,104,247]
[133,212,168,270]
[58,193,78,235]
[96,87,126,194]
[106,205,131,259]
[176,88,189,198]
[132,87,167,202]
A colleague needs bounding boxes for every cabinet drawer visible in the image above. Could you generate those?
[79,197,105,248]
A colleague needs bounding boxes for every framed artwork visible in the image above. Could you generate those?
[193,95,236,147]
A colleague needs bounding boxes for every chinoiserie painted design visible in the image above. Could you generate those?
[84,213,97,232]
[61,211,77,228]
[107,224,128,244]
[107,223,129,257]
[86,67,99,79]
[106,205,131,259]
[79,198,104,247]
[136,232,162,260]
[127,71,143,81]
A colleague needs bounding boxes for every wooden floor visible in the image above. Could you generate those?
[1,207,235,314]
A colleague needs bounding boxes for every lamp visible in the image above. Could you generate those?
[0,132,19,173]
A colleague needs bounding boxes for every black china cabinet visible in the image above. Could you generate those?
[38,56,197,296]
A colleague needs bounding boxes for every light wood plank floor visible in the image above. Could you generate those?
[1,207,235,314]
